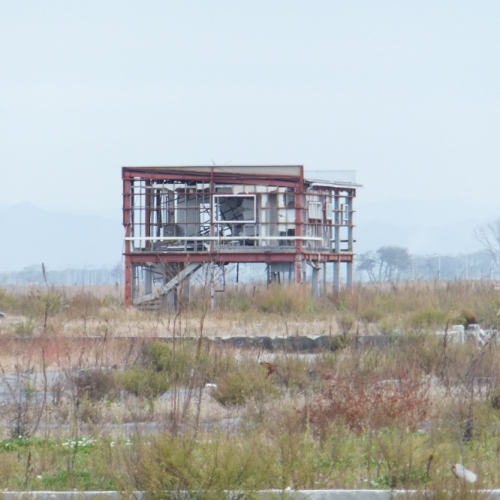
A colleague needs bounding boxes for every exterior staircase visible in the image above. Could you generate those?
[133,262,202,309]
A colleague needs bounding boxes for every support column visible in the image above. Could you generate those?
[123,175,133,306]
[322,261,327,295]
[131,264,138,300]
[125,261,132,305]
[295,257,303,284]
[312,264,319,300]
[333,261,340,292]
[144,266,152,295]
[346,191,354,289]
[333,189,340,293]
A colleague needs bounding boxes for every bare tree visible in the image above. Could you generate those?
[475,219,500,273]
[357,251,378,282]
[357,246,411,282]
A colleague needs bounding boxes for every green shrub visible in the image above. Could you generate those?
[117,367,171,398]
[25,291,65,318]
[254,285,316,314]
[378,316,401,335]
[273,355,314,391]
[454,307,479,327]
[13,319,36,337]
[134,433,279,494]
[0,290,20,313]
[360,307,384,324]
[329,334,351,351]
[411,307,448,329]
[141,341,193,382]
[212,364,279,406]
[217,289,253,312]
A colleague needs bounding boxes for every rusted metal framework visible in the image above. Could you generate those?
[122,166,358,307]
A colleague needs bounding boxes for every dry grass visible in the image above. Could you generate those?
[0,282,498,493]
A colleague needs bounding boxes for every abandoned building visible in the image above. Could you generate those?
[122,166,358,308]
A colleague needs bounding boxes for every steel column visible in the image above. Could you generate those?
[123,177,133,306]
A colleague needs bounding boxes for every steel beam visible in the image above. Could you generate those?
[125,252,354,264]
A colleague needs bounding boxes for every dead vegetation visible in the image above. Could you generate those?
[0,282,498,494]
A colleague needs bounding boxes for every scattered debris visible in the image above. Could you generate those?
[0,311,5,320]
[452,463,477,483]
[436,324,497,348]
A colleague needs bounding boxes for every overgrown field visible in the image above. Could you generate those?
[0,282,499,496]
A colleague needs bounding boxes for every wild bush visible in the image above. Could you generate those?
[216,288,253,312]
[65,291,101,318]
[308,373,430,435]
[360,307,384,324]
[212,362,279,406]
[253,284,317,315]
[13,319,36,337]
[116,367,171,398]
[0,290,20,313]
[20,290,65,320]
[72,369,119,402]
[129,433,279,494]
[141,341,192,382]
[411,307,449,329]
[271,355,315,391]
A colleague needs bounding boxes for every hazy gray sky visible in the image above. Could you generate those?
[2,1,500,212]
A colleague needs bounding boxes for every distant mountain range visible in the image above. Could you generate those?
[355,198,500,255]
[1,199,499,272]
[0,203,123,272]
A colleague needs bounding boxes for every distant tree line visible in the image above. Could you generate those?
[357,247,500,282]
[3,219,500,286]
[0,263,123,286]
[357,219,500,283]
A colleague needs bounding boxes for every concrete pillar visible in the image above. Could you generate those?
[322,262,327,295]
[144,267,152,295]
[312,265,319,300]
[334,190,340,254]
[346,191,354,289]
[333,189,341,293]
[295,258,302,283]
[333,261,340,292]
[131,264,138,300]
[347,194,353,252]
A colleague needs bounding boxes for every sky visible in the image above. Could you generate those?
[2,1,500,216]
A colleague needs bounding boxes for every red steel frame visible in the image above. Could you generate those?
[122,166,355,306]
